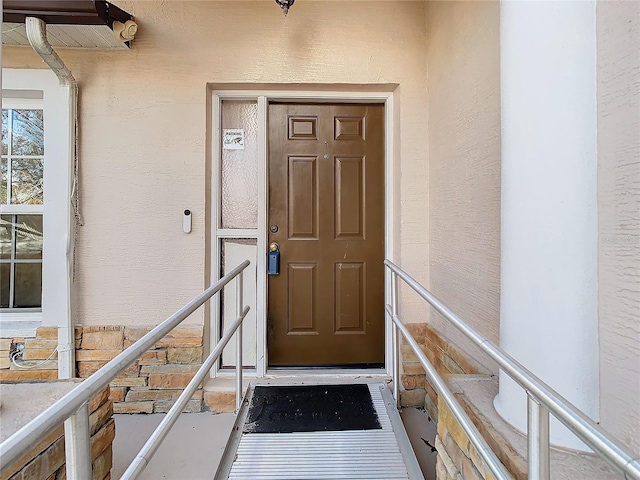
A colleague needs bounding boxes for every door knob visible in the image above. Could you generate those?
[269,242,280,252]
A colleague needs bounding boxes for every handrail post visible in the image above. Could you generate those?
[527,393,550,480]
[391,271,400,408]
[64,402,92,480]
[235,270,244,412]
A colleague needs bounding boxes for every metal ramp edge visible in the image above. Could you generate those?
[214,383,424,480]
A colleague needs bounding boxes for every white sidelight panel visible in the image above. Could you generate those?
[496,0,599,450]
[221,100,259,230]
[221,240,257,368]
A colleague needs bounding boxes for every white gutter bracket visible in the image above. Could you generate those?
[25,16,78,381]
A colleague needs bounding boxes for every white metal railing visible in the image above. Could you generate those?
[0,260,251,480]
[385,260,640,480]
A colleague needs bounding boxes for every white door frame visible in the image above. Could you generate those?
[209,86,397,378]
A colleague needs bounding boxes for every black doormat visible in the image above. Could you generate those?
[244,384,382,434]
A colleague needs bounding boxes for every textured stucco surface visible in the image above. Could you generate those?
[596,0,640,452]
[425,1,501,371]
[3,1,429,327]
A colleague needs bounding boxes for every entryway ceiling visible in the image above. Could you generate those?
[2,22,129,49]
[2,0,134,49]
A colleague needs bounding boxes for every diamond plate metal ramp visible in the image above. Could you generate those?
[215,383,424,480]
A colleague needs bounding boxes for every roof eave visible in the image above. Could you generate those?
[3,1,132,27]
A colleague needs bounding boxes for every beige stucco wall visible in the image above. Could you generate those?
[596,0,640,452]
[425,1,501,372]
[3,1,429,327]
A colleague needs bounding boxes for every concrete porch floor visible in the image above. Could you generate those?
[112,407,437,480]
[112,413,236,479]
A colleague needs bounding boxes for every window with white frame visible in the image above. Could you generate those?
[1,101,45,312]
[1,69,74,330]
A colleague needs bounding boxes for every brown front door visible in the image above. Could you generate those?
[267,103,385,367]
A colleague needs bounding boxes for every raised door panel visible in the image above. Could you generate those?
[288,116,318,140]
[334,262,366,334]
[335,156,364,240]
[287,263,317,334]
[287,156,318,240]
[335,116,365,140]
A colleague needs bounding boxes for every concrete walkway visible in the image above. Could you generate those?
[112,413,236,480]
[112,408,436,480]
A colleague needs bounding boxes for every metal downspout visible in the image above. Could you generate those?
[25,17,77,380]
[24,19,89,479]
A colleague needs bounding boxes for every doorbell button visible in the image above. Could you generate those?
[183,209,192,233]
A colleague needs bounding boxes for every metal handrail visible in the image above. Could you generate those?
[0,260,251,479]
[385,260,640,480]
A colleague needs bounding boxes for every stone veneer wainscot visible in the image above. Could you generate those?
[0,326,205,414]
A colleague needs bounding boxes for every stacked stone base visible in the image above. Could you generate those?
[1,326,206,414]
[203,391,236,413]
[0,386,114,480]
[435,394,507,480]
[399,323,485,419]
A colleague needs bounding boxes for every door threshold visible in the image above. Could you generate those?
[264,367,388,377]
[258,368,391,387]
[204,369,390,392]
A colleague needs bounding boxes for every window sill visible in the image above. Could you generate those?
[0,320,41,338]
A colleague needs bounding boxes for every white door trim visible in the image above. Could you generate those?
[209,86,397,378]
